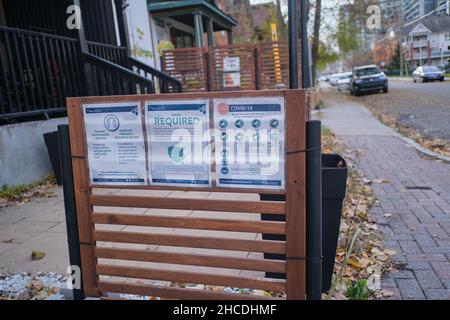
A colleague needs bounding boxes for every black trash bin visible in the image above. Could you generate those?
[43,131,63,186]
[260,154,347,293]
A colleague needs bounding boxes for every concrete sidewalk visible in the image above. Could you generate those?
[0,188,263,279]
[320,91,450,300]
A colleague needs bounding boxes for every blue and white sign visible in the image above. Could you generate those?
[214,97,285,190]
[83,102,147,185]
[145,100,211,187]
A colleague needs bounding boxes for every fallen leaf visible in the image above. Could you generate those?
[383,213,392,218]
[376,254,389,262]
[382,290,394,297]
[347,258,364,269]
[31,250,46,261]
[384,249,397,256]
[373,179,390,184]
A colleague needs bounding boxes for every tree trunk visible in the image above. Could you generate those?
[311,0,321,85]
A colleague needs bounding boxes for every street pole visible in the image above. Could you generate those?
[300,0,311,89]
[288,0,299,89]
[399,1,404,77]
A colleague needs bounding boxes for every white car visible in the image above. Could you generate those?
[336,72,353,91]
[413,66,445,82]
[329,74,341,86]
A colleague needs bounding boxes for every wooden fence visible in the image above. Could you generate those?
[162,42,299,92]
[66,90,307,300]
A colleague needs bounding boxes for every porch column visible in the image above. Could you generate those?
[113,0,131,55]
[227,30,233,45]
[206,18,215,47]
[194,13,205,48]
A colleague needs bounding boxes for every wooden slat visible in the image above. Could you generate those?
[93,213,286,235]
[93,231,286,254]
[92,184,286,195]
[67,97,99,298]
[91,195,285,215]
[284,89,307,300]
[98,280,282,300]
[95,247,286,273]
[96,264,286,292]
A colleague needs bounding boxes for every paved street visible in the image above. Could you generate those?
[337,79,450,141]
[321,88,450,300]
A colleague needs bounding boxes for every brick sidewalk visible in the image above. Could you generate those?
[321,90,450,300]
[346,136,450,300]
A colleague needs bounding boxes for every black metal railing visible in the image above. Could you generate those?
[129,56,182,93]
[0,26,82,119]
[84,52,154,96]
[0,27,182,122]
[87,41,128,67]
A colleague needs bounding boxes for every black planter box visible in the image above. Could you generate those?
[43,131,63,186]
[260,154,348,293]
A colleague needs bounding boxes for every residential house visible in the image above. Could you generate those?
[402,15,450,67]
[148,0,237,49]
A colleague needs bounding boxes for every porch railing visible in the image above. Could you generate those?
[0,27,182,122]
[87,41,128,67]
[0,26,82,119]
[83,52,154,96]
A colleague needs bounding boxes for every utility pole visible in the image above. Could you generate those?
[288,0,298,89]
[399,0,404,77]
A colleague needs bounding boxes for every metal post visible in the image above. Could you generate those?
[300,0,311,89]
[206,17,215,47]
[227,30,234,45]
[288,0,298,89]
[194,13,205,48]
[114,0,131,56]
[58,125,84,300]
[306,120,322,300]
[399,2,404,77]
[254,47,260,90]
[73,0,93,96]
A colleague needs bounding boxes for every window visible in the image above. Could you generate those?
[445,33,450,41]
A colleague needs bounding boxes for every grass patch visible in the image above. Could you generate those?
[0,173,56,202]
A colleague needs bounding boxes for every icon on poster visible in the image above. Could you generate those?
[252,119,261,129]
[104,114,120,132]
[219,119,228,128]
[270,119,280,128]
[235,119,244,128]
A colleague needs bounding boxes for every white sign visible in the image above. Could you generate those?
[223,57,240,72]
[214,97,285,190]
[145,100,211,187]
[83,102,147,185]
[223,56,241,88]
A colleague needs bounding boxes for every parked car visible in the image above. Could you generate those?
[329,74,342,86]
[336,72,353,91]
[413,66,445,82]
[350,65,388,96]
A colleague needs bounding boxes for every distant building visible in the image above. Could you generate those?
[403,0,450,21]
[402,15,450,66]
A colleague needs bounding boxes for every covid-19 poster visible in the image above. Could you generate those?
[145,100,211,187]
[83,102,147,185]
[213,97,285,190]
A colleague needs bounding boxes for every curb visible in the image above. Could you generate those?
[399,136,450,162]
[389,77,450,82]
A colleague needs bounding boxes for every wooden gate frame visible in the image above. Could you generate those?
[66,89,307,300]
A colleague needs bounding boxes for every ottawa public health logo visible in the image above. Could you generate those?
[104,114,120,132]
